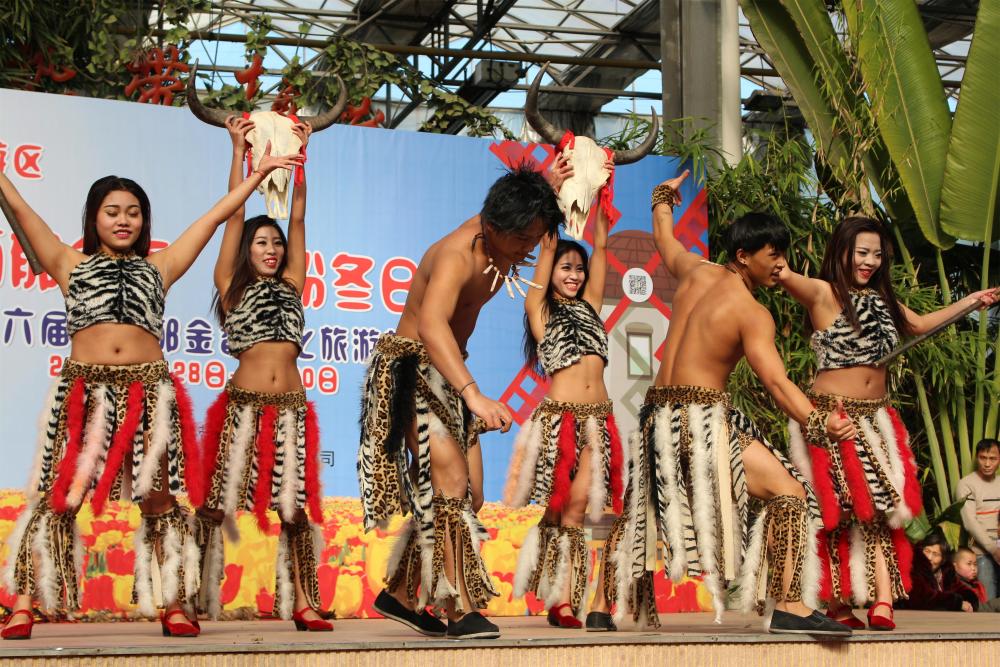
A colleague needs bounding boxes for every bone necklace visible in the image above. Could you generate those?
[475,225,542,299]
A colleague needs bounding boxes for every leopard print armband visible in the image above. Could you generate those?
[651,183,679,210]
[805,409,830,445]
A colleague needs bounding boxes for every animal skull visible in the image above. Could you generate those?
[186,65,347,219]
[525,65,658,239]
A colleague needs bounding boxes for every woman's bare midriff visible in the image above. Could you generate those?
[546,354,609,403]
[230,341,303,393]
[69,324,164,365]
[812,366,887,400]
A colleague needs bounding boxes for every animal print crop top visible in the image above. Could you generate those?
[65,252,164,337]
[224,277,304,356]
[810,288,899,370]
[537,297,608,376]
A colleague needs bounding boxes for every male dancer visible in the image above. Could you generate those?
[358,166,563,639]
[609,171,855,634]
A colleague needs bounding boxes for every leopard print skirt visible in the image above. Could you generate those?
[503,398,626,521]
[787,391,917,604]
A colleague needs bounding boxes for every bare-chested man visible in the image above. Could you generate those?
[358,166,563,640]
[607,171,855,635]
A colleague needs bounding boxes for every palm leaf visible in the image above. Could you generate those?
[939,0,1000,243]
[842,0,954,248]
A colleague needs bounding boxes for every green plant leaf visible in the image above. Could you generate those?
[939,1,1000,243]
[842,0,954,248]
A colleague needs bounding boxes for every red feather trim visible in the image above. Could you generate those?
[50,378,87,513]
[807,444,842,531]
[548,412,577,514]
[199,390,230,509]
[304,402,323,524]
[837,436,875,522]
[171,375,203,507]
[252,406,278,531]
[92,382,145,516]
[816,530,833,602]
[887,407,923,517]
[606,414,625,514]
[836,529,853,602]
[891,527,913,593]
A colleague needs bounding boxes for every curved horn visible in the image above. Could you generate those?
[524,64,566,147]
[612,109,659,165]
[186,64,233,128]
[298,75,349,132]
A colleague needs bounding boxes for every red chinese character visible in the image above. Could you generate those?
[0,142,7,173]
[11,236,56,292]
[380,256,416,315]
[301,250,327,310]
[14,145,43,179]
[28,50,77,87]
[124,45,190,105]
[330,252,375,312]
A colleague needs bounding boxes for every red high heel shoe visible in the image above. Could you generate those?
[292,608,333,632]
[161,609,200,637]
[546,603,582,629]
[866,602,895,631]
[825,607,865,630]
[1,609,34,640]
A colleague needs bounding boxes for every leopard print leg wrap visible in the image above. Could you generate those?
[193,511,224,619]
[765,495,809,603]
[132,505,199,617]
[274,519,322,620]
[2,499,81,612]
[385,526,422,605]
[428,494,497,613]
[516,518,558,599]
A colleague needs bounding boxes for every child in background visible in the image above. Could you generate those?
[953,547,1000,612]
[902,533,970,612]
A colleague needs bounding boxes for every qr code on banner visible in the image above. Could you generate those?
[628,274,648,296]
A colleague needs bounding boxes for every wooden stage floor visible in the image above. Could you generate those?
[3,611,999,666]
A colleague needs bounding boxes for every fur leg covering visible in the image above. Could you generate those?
[763,495,809,605]
[2,500,81,611]
[132,505,200,617]
[513,519,554,598]
[274,520,322,619]
[193,511,225,619]
[384,519,422,606]
[427,494,498,613]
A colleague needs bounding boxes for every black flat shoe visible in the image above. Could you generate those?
[373,590,447,637]
[768,609,852,636]
[585,611,617,632]
[446,612,501,639]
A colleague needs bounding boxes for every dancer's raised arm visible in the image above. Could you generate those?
[582,159,613,312]
[150,141,302,291]
[284,122,312,295]
[213,115,255,295]
[651,169,700,279]
[0,173,85,289]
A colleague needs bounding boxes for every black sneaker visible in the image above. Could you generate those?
[585,611,617,632]
[446,611,501,639]
[768,609,852,636]
[373,590,447,637]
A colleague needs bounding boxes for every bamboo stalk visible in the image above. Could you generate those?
[936,393,960,494]
[916,376,951,507]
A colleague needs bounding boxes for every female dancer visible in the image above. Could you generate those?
[504,158,626,631]
[779,215,997,630]
[0,145,301,640]
[194,117,330,631]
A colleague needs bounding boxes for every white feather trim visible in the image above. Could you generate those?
[221,404,255,515]
[786,419,814,485]
[513,524,542,597]
[654,404,687,581]
[200,522,225,619]
[32,512,59,611]
[159,520,183,606]
[875,407,913,523]
[182,519,201,614]
[134,380,174,498]
[586,417,606,523]
[2,501,37,593]
[734,508,768,614]
[133,519,156,617]
[385,519,415,581]
[67,385,112,508]
[543,532,572,608]
[278,408,300,523]
[800,515,821,610]
[222,514,241,543]
[275,529,295,620]
[688,403,725,623]
[505,418,539,506]
[848,524,869,606]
